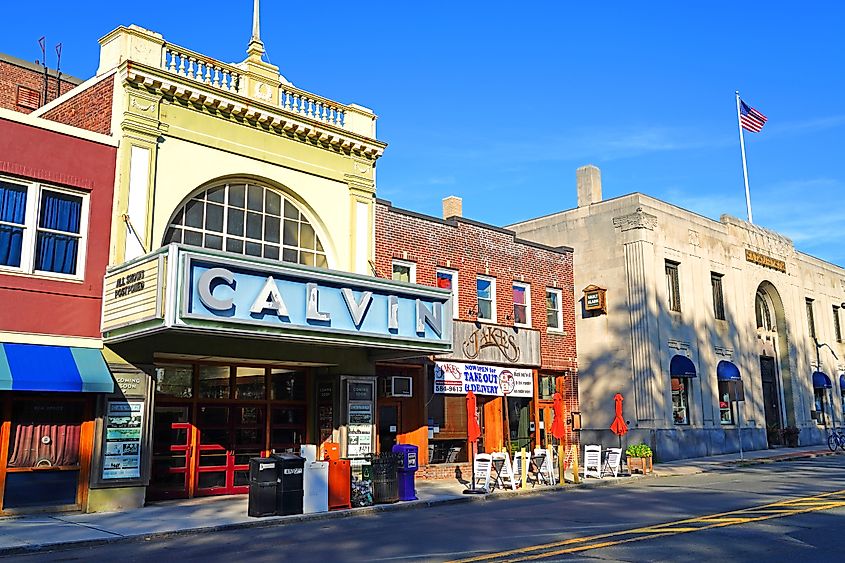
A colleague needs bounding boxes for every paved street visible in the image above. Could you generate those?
[5,455,845,562]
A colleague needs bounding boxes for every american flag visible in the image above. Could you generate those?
[740,101,767,133]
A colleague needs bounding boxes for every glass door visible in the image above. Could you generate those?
[149,406,192,500]
[378,404,400,452]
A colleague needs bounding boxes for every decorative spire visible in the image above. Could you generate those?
[247,0,265,58]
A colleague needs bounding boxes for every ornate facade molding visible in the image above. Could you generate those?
[124,65,386,161]
[613,207,658,232]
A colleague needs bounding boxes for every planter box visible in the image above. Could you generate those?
[627,456,653,474]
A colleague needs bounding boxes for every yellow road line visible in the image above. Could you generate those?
[448,490,845,563]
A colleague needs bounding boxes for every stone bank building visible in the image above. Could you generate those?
[510,166,845,461]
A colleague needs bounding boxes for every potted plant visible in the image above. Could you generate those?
[782,426,800,448]
[625,443,653,474]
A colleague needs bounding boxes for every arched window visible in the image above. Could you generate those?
[755,291,773,331]
[163,182,328,268]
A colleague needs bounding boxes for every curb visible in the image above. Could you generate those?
[0,476,642,557]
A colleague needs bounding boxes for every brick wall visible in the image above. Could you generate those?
[374,200,580,454]
[416,462,471,481]
[0,57,80,114]
[41,76,113,135]
[374,201,577,370]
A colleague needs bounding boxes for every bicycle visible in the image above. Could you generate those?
[826,429,845,452]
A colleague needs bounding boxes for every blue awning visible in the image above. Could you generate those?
[670,355,697,377]
[717,360,741,381]
[812,371,832,389]
[0,344,114,393]
[840,374,845,391]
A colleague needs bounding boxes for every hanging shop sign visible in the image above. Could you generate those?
[102,400,144,479]
[440,320,541,366]
[434,361,533,397]
[179,250,452,351]
[583,285,607,314]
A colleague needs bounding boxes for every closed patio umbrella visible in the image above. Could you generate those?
[610,393,629,449]
[464,391,484,494]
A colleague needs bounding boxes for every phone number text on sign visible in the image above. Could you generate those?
[434,361,533,397]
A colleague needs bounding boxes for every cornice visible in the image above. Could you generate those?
[122,62,386,161]
[613,207,658,232]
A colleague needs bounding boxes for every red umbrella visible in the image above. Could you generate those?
[611,393,628,436]
[466,391,481,443]
[464,391,484,494]
[550,392,566,440]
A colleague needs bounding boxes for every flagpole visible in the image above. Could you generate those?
[735,91,753,224]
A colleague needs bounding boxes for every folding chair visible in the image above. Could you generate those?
[491,452,517,491]
[583,444,602,478]
[601,447,622,478]
[512,450,533,487]
[473,453,493,492]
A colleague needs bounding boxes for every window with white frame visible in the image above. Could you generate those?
[476,276,496,322]
[436,269,459,319]
[546,288,563,331]
[0,178,89,277]
[392,260,416,283]
[512,282,530,326]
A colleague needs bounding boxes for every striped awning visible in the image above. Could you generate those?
[0,343,114,393]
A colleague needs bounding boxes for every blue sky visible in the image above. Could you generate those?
[4,2,843,266]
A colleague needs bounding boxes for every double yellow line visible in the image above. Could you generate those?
[449,489,845,562]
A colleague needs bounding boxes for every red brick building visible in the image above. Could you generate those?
[0,53,82,114]
[0,107,118,514]
[374,197,578,478]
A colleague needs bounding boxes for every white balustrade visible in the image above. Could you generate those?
[164,45,242,95]
[161,44,354,132]
[280,86,345,128]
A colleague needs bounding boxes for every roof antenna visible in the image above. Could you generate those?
[55,43,63,99]
[38,36,47,107]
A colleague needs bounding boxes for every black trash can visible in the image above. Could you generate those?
[273,453,305,516]
[367,452,399,504]
[248,457,278,517]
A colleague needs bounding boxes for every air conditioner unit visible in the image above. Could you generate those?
[385,376,413,398]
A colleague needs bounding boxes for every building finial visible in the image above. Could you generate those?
[247,0,265,57]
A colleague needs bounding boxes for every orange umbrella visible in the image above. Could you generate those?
[464,391,485,494]
[550,392,566,440]
[466,391,481,443]
[610,393,628,436]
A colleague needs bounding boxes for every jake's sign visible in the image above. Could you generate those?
[179,253,451,351]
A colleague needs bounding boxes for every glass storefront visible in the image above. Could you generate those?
[150,363,308,499]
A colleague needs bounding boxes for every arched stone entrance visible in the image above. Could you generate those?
[755,281,795,446]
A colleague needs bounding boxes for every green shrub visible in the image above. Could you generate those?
[625,443,653,458]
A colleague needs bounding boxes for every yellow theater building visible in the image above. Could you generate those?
[36,9,451,510]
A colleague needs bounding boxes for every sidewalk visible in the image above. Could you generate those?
[0,446,837,556]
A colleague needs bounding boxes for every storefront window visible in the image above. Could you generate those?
[426,369,468,464]
[538,374,556,400]
[718,381,734,424]
[671,377,689,425]
[235,367,265,400]
[270,369,306,401]
[4,401,85,509]
[198,366,230,399]
[814,388,827,425]
[156,365,193,398]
